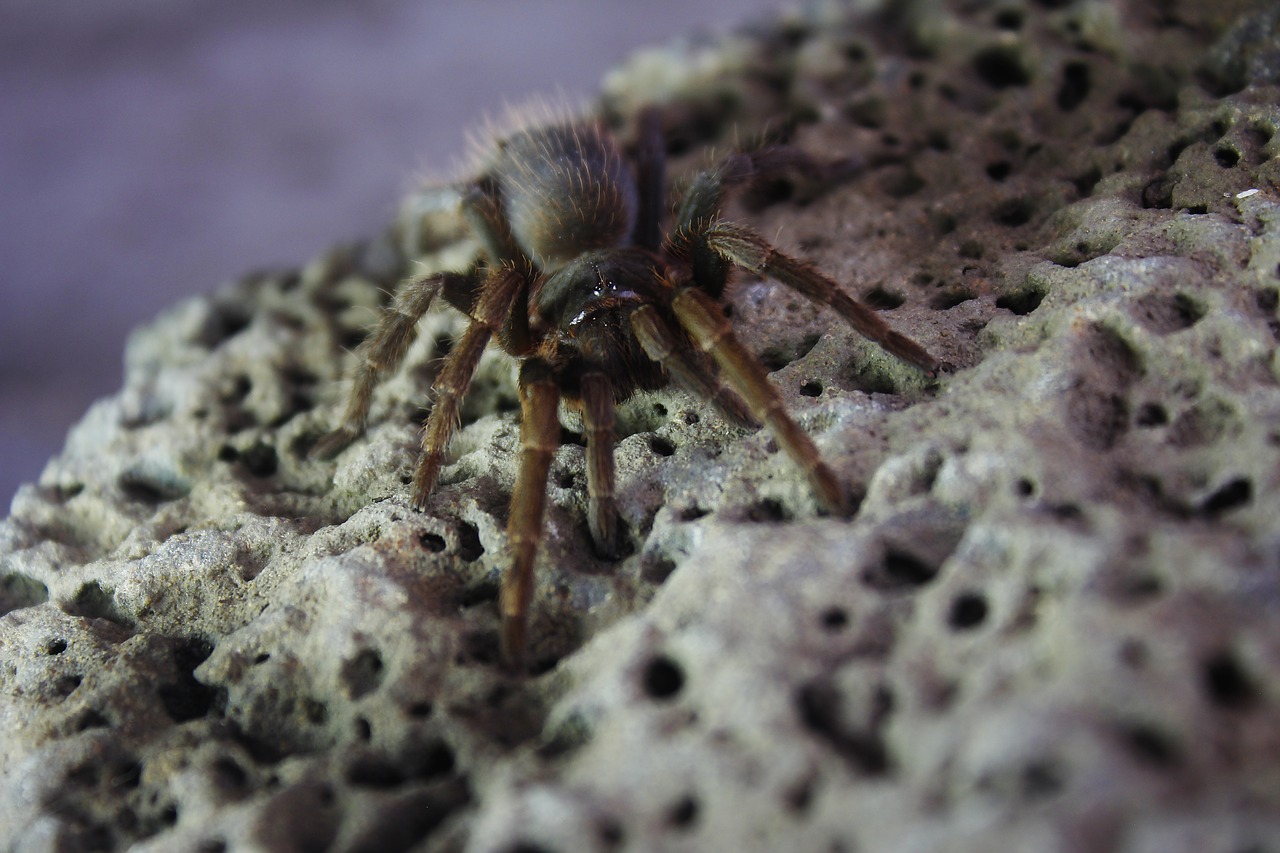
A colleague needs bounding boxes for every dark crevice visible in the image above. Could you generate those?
[67,581,133,626]
[1,573,50,615]
[419,531,447,552]
[668,795,700,829]
[864,286,906,309]
[456,522,485,562]
[1202,650,1259,710]
[795,679,891,775]
[1198,478,1251,518]
[948,591,989,630]
[996,288,1045,315]
[1056,61,1091,111]
[341,648,384,700]
[159,638,217,722]
[862,547,939,590]
[1120,721,1182,769]
[641,654,685,700]
[746,497,792,523]
[649,436,676,457]
[973,45,1031,88]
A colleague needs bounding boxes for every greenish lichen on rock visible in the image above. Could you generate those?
[3,1,1280,851]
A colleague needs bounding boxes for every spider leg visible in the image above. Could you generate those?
[631,107,665,251]
[411,264,526,509]
[668,143,864,304]
[704,221,940,375]
[460,182,522,266]
[579,371,620,559]
[671,286,852,517]
[672,146,859,251]
[313,268,478,460]
[630,304,758,429]
[501,358,562,670]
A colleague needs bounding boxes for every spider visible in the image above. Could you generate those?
[313,108,940,668]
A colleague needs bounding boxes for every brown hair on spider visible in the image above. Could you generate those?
[312,104,940,669]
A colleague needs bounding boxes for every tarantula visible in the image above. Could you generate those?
[313,108,939,668]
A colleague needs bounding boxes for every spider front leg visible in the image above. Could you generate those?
[702,221,940,375]
[630,304,757,429]
[670,142,937,373]
[312,268,476,460]
[579,371,620,559]
[670,286,853,517]
[410,264,526,509]
[501,358,561,669]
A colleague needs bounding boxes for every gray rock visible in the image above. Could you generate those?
[3,1,1279,850]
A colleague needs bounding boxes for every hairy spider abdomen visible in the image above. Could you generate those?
[494,124,638,272]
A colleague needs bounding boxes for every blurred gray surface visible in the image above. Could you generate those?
[0,0,789,512]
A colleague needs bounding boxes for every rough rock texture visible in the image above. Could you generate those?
[3,1,1280,850]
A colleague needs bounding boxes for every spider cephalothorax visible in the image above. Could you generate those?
[314,108,940,668]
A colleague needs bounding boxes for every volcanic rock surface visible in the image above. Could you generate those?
[2,1,1279,851]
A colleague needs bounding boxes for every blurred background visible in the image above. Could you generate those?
[0,0,790,511]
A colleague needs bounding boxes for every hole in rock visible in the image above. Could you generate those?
[68,581,131,626]
[419,532,447,552]
[643,554,679,585]
[240,444,278,477]
[993,197,1035,227]
[820,607,849,631]
[1120,721,1182,769]
[1135,402,1168,427]
[948,591,989,630]
[347,753,404,788]
[1202,651,1258,710]
[747,498,792,523]
[986,161,1012,181]
[994,8,1024,29]
[668,795,700,830]
[678,505,709,522]
[1056,61,1091,110]
[212,757,248,793]
[641,654,685,700]
[863,547,939,590]
[973,45,1031,88]
[341,648,384,700]
[456,522,485,562]
[457,579,500,608]
[649,436,676,457]
[1198,478,1251,518]
[159,638,217,722]
[795,679,890,775]
[76,709,110,731]
[996,288,1045,315]
[1,573,49,615]
[864,286,905,310]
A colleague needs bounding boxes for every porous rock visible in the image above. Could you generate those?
[3,1,1280,850]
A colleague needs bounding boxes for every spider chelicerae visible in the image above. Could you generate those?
[313,107,940,667]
